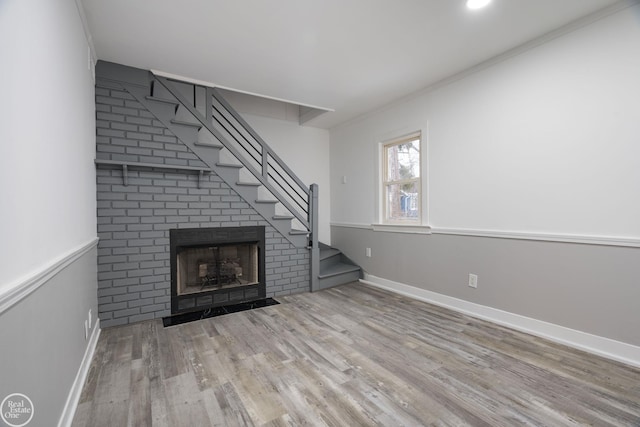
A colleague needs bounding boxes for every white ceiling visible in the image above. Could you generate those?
[81,0,622,128]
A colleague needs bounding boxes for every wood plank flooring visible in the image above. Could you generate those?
[72,282,640,426]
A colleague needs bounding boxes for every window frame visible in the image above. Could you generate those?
[381,132,423,226]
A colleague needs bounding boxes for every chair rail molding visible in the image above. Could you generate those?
[330,222,640,248]
[431,227,640,248]
[0,238,99,314]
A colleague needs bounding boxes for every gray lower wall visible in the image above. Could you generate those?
[96,79,309,328]
[331,225,640,347]
[0,245,98,427]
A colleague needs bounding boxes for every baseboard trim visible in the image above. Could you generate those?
[0,238,99,315]
[58,318,101,427]
[361,274,640,369]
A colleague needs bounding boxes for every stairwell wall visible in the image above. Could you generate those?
[95,78,309,327]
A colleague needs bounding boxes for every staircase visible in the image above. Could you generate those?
[120,75,313,249]
[318,243,362,290]
[98,62,360,291]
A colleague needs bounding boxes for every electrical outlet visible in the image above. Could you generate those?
[468,274,478,288]
[88,309,92,329]
[365,247,372,257]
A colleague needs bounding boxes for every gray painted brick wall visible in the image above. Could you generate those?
[95,79,309,328]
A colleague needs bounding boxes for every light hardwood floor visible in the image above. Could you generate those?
[72,282,640,426]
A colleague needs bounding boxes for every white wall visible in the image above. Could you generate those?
[331,4,640,240]
[0,0,98,424]
[0,0,97,291]
[329,4,640,363]
[243,114,331,243]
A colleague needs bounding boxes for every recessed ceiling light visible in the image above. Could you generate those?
[466,0,492,10]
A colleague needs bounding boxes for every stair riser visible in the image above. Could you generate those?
[151,83,173,99]
[198,129,221,147]
[320,254,343,270]
[271,218,294,229]
[288,234,309,248]
[233,185,260,206]
[145,100,177,118]
[175,105,199,123]
[170,123,200,143]
[318,270,361,291]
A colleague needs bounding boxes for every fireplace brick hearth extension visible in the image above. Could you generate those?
[95,73,310,327]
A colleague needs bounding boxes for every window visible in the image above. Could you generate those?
[382,133,421,224]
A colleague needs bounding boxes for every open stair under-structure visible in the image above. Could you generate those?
[95,62,360,292]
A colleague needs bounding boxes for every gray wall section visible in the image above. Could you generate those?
[331,225,640,347]
[0,247,98,427]
[96,80,309,328]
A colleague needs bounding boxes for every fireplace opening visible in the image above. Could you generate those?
[177,243,258,294]
[170,226,265,315]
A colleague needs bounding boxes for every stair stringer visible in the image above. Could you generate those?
[120,81,308,248]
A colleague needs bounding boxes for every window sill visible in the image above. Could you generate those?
[371,223,432,234]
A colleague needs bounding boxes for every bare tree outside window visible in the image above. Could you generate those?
[383,134,421,223]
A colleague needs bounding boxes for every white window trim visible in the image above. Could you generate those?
[378,130,427,227]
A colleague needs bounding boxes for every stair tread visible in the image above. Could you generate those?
[171,119,202,128]
[237,182,261,187]
[273,215,294,220]
[319,262,361,278]
[145,95,178,105]
[289,229,309,235]
[194,141,223,149]
[216,163,243,169]
[255,199,279,204]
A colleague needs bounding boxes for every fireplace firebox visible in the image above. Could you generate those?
[170,226,265,315]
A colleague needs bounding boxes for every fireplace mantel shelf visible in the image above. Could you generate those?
[95,159,211,188]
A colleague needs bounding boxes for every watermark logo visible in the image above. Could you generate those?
[1,394,34,427]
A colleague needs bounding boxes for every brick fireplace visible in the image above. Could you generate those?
[95,72,310,328]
